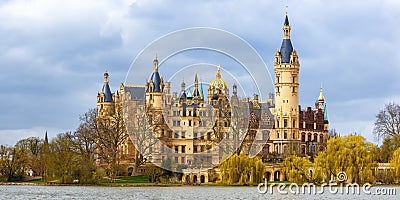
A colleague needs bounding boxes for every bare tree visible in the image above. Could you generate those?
[96,104,128,179]
[373,102,400,140]
[128,104,158,172]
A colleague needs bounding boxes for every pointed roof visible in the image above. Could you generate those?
[199,80,204,99]
[280,12,293,63]
[150,55,162,92]
[45,131,48,144]
[284,14,289,26]
[102,70,113,102]
[324,104,328,121]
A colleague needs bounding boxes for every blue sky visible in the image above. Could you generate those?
[0,0,399,145]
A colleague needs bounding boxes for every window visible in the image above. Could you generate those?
[314,133,318,142]
[284,131,288,139]
[301,133,305,142]
[161,129,165,137]
[175,146,179,153]
[181,132,185,138]
[173,121,176,126]
[174,132,179,138]
[188,111,191,116]
[168,131,172,138]
[194,146,198,153]
[276,132,279,139]
[175,157,178,163]
[293,120,296,128]
[189,120,192,126]
[207,132,211,140]
[194,132,198,139]
[181,157,185,164]
[177,121,180,126]
[200,134,204,140]
[293,76,295,83]
[320,134,324,143]
[284,119,288,128]
[292,132,295,139]
[181,146,186,153]
[308,133,312,141]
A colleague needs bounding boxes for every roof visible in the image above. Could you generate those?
[280,39,293,63]
[150,71,161,92]
[102,83,113,102]
[124,85,145,103]
[284,14,289,26]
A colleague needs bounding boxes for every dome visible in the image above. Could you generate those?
[209,66,228,94]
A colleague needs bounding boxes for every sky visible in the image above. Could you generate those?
[1,0,399,146]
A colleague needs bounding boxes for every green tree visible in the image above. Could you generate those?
[219,154,265,185]
[65,109,98,183]
[281,154,311,183]
[15,137,44,176]
[379,135,400,162]
[390,147,400,179]
[46,133,78,184]
[0,145,28,182]
[314,135,379,183]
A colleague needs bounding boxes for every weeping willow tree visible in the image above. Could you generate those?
[281,154,311,183]
[390,147,400,178]
[314,135,379,183]
[219,154,265,185]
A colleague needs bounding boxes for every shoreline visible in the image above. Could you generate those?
[1,182,399,187]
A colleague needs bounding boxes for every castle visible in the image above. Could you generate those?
[96,11,329,180]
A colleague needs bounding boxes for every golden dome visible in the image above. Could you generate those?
[209,66,228,94]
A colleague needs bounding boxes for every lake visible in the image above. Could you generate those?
[0,185,398,199]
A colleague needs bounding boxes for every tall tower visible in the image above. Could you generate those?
[145,55,164,109]
[97,70,115,117]
[272,10,300,154]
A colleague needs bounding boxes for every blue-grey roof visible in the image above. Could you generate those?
[102,84,113,102]
[284,15,289,26]
[280,39,293,63]
[124,86,145,103]
[150,72,161,92]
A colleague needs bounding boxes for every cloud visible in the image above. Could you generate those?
[0,0,399,145]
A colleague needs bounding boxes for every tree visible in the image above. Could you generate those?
[65,109,98,183]
[219,153,265,185]
[373,102,400,140]
[379,135,400,162]
[0,145,28,182]
[125,104,156,173]
[15,137,44,176]
[96,104,128,180]
[282,154,311,183]
[46,133,78,184]
[390,147,400,179]
[314,135,379,183]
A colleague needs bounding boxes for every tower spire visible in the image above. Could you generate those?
[104,69,109,84]
[216,65,221,78]
[153,53,159,72]
[318,83,325,102]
